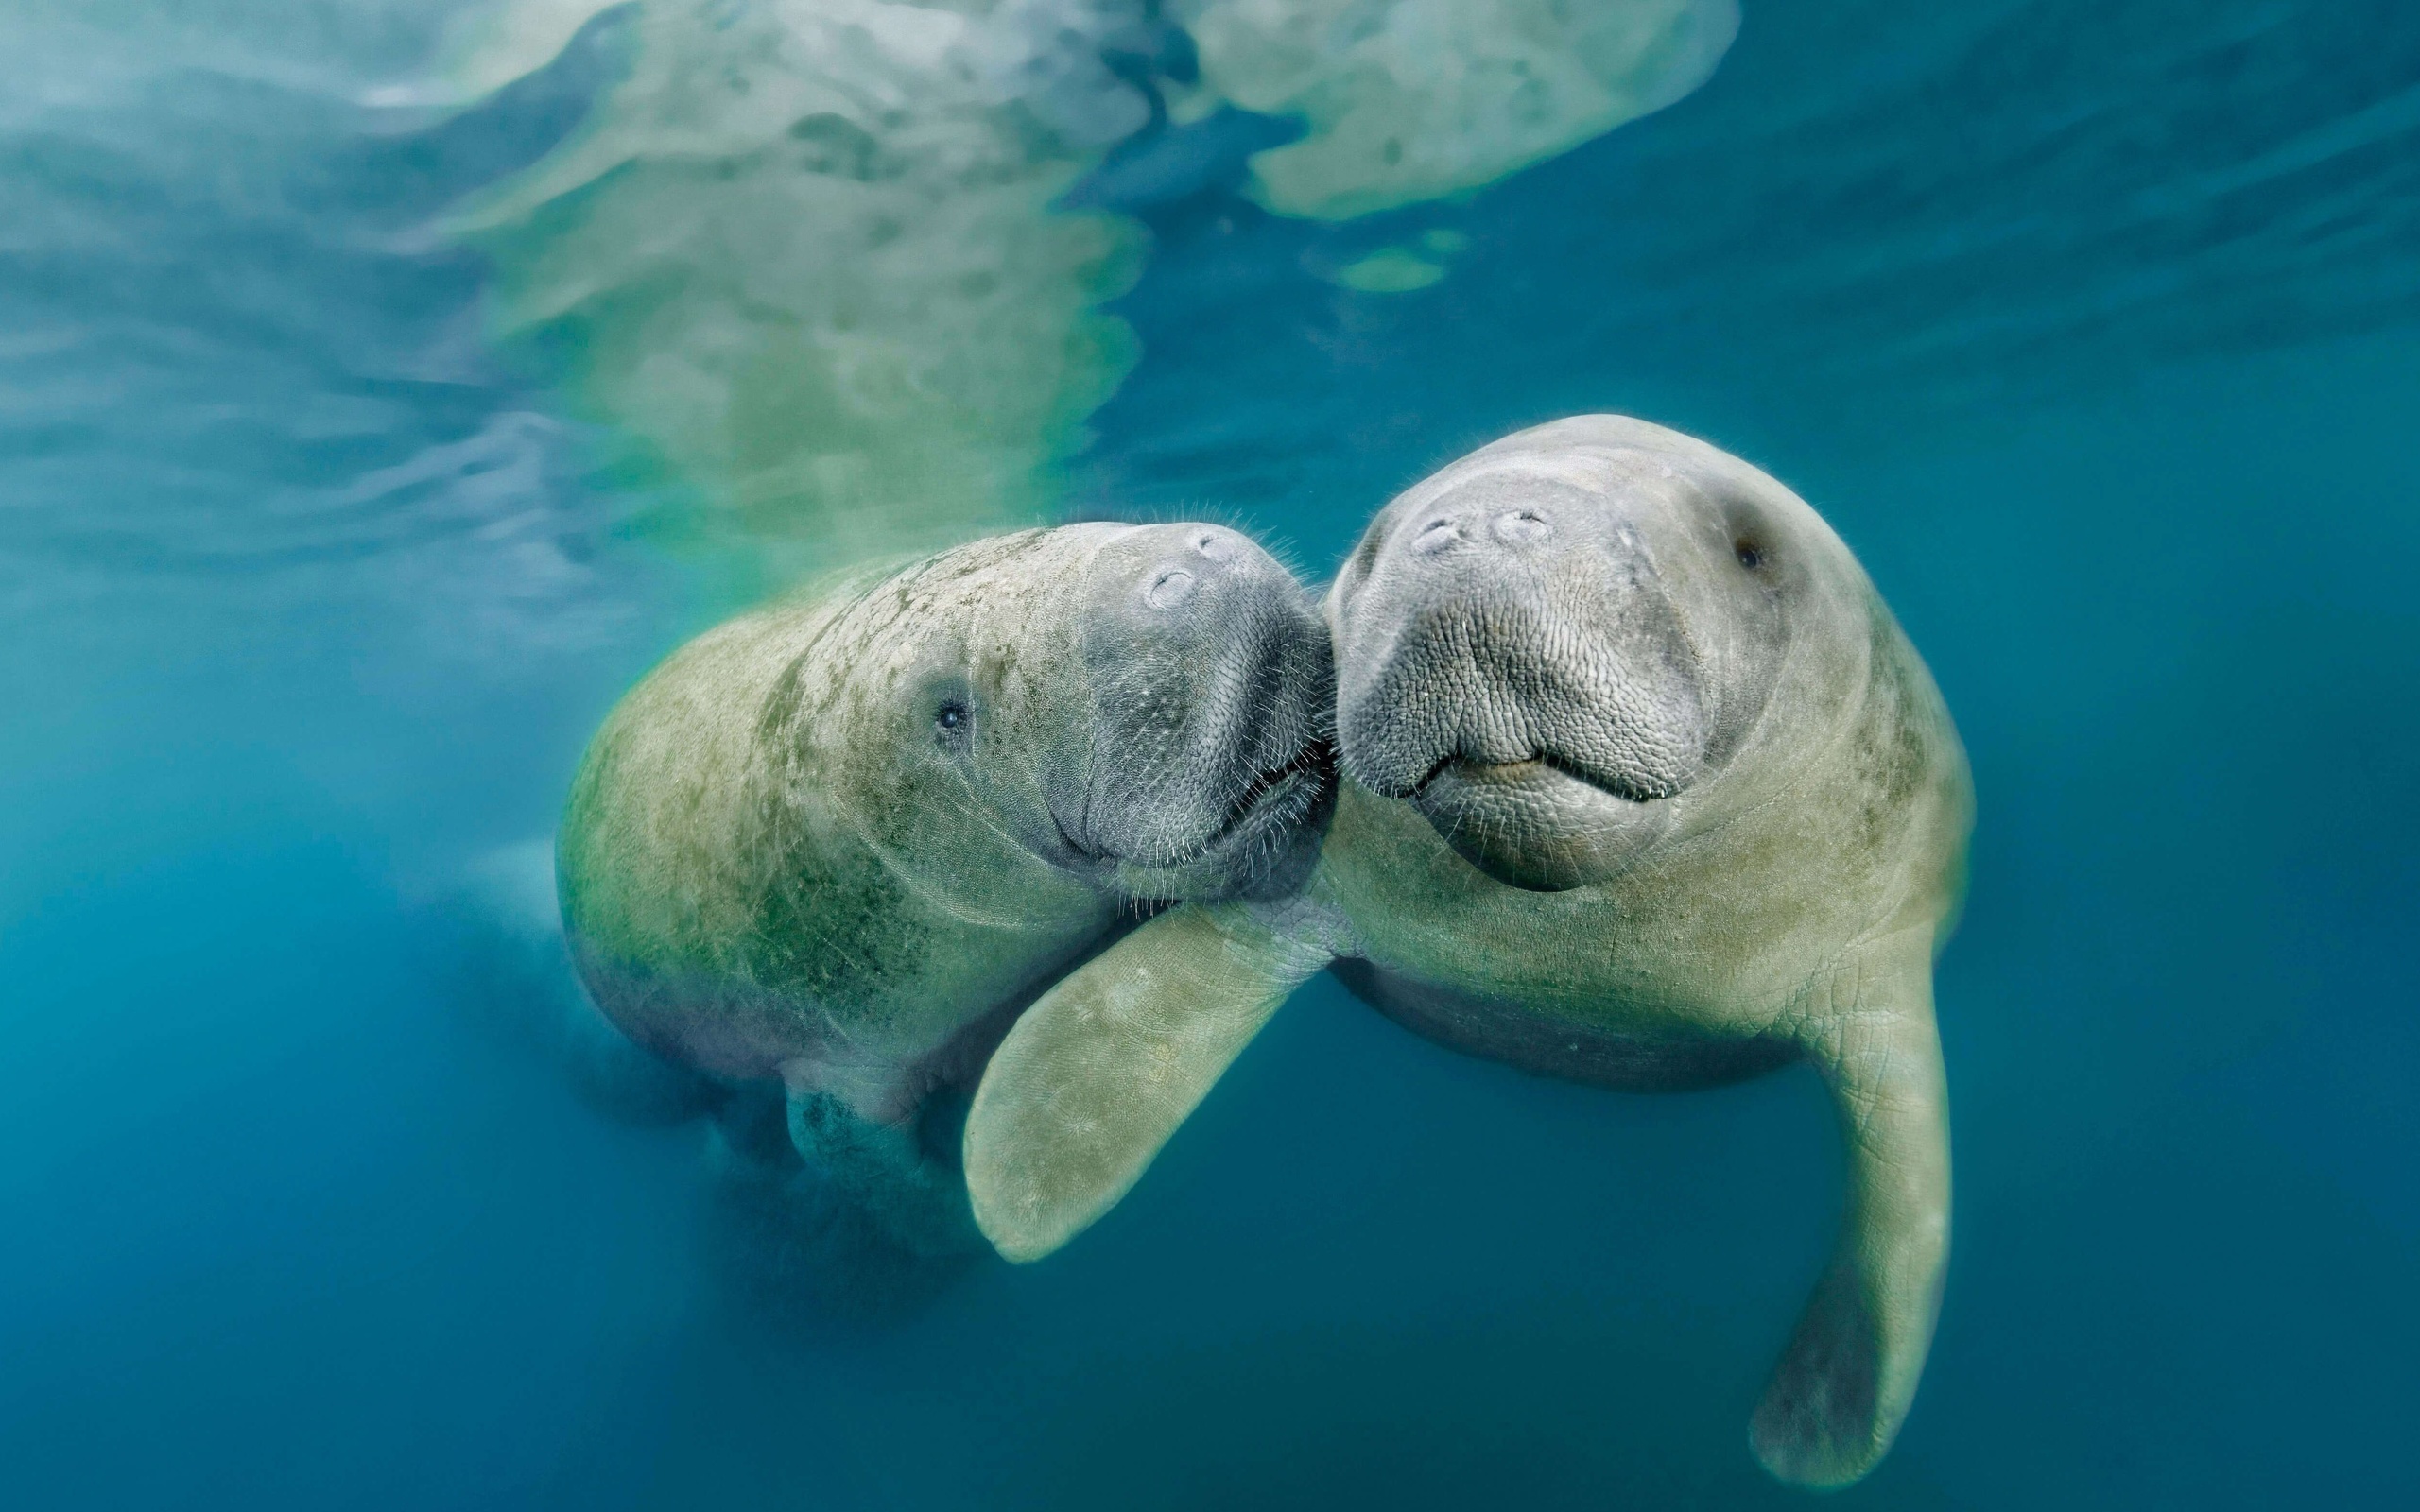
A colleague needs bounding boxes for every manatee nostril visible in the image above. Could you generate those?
[1191,530,1234,562]
[1413,519,1461,555]
[1492,508,1550,546]
[1145,567,1198,609]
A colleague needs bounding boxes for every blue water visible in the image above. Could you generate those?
[4,2,2416,1506]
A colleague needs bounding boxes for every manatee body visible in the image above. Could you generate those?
[561,523,1334,1254]
[964,419,1972,1486]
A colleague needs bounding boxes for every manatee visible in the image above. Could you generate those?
[559,523,1335,1257]
[447,836,727,1129]
[962,418,1972,1486]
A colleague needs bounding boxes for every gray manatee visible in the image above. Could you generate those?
[962,417,1972,1486]
[559,523,1334,1256]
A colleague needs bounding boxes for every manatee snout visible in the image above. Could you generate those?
[1331,467,1718,891]
[1066,524,1335,899]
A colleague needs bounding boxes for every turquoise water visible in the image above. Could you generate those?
[4,2,2416,1505]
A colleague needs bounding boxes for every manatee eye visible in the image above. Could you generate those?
[1735,540,1765,570]
[935,699,970,738]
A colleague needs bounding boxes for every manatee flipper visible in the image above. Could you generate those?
[786,1090,979,1257]
[1753,930,1952,1488]
[963,902,1330,1263]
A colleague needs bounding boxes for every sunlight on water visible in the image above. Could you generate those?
[436,0,1733,587]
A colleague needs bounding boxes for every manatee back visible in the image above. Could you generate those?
[557,593,859,1066]
[555,539,1125,1082]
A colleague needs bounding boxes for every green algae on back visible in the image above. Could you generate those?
[557,534,1112,1087]
[554,519,1336,1253]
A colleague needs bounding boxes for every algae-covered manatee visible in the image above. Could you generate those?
[561,523,1334,1256]
[964,418,1972,1486]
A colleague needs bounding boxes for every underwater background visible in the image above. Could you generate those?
[3,1,2416,1506]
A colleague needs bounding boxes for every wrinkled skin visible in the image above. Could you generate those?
[560,523,1334,1254]
[963,419,1971,1487]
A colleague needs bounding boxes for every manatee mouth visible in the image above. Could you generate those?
[1156,736,1334,892]
[1405,753,1668,806]
[1406,753,1677,892]
[1047,737,1335,895]
[1207,736,1335,851]
[1128,735,1336,897]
